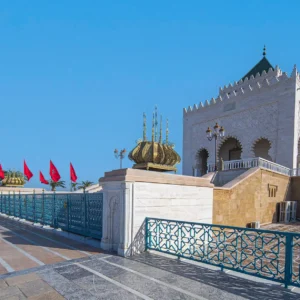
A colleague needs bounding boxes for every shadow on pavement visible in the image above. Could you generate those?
[131,252,299,300]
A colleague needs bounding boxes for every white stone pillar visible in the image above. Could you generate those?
[100,182,122,252]
[100,184,110,251]
[118,182,133,256]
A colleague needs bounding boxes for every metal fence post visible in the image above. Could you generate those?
[84,191,87,235]
[8,192,11,215]
[42,190,45,225]
[33,190,36,223]
[284,233,293,288]
[19,191,21,218]
[25,194,28,219]
[53,192,56,228]
[67,194,70,231]
[13,191,15,217]
[145,217,148,251]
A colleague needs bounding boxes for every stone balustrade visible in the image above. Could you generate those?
[195,157,300,177]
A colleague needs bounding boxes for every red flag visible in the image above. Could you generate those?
[39,171,49,184]
[24,160,33,181]
[0,164,4,180]
[49,160,61,182]
[70,163,77,182]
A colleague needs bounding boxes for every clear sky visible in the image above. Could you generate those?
[1,0,299,189]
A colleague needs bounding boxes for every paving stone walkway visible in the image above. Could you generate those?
[0,215,101,275]
[0,215,299,299]
[0,252,299,299]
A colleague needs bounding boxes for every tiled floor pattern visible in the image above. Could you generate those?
[0,215,101,275]
[262,222,300,233]
[0,252,299,299]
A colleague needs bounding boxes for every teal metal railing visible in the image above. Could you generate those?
[145,217,300,288]
[0,191,103,240]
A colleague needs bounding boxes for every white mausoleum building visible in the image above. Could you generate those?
[183,49,300,176]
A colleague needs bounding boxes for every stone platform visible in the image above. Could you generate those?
[0,216,299,299]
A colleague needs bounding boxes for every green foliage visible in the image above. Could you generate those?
[71,182,78,191]
[49,180,66,191]
[78,180,94,190]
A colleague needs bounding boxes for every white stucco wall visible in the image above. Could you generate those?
[183,65,300,175]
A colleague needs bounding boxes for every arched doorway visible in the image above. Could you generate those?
[218,137,242,162]
[253,138,272,161]
[196,148,209,176]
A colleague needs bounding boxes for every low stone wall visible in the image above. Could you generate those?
[213,169,248,187]
[0,187,45,194]
[213,168,291,227]
[99,168,214,256]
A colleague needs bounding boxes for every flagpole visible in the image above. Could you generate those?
[70,163,72,192]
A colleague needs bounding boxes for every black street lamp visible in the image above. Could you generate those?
[114,148,126,169]
[206,123,225,171]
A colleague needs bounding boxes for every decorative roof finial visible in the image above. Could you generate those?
[143,112,147,141]
[154,106,158,142]
[263,45,266,57]
[159,115,162,144]
[291,64,298,78]
[166,118,169,145]
[152,112,155,142]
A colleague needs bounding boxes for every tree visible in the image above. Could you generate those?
[71,182,78,191]
[78,180,94,190]
[49,180,66,191]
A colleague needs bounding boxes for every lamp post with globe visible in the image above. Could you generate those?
[114,148,126,169]
[206,123,225,171]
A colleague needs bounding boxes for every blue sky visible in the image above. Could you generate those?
[1,1,299,188]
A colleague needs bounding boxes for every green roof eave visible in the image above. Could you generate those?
[241,57,274,81]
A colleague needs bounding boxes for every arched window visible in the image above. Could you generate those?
[196,148,209,176]
[253,138,272,161]
[219,137,242,162]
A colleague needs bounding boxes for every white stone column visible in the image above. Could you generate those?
[100,182,122,252]
[118,182,133,257]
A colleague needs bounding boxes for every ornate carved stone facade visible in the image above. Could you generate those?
[183,54,300,175]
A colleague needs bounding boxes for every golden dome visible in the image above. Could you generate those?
[1,171,25,187]
[128,141,181,166]
[128,108,181,172]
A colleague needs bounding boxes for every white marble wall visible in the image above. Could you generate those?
[99,169,213,257]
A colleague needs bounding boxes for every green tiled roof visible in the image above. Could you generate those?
[241,57,273,81]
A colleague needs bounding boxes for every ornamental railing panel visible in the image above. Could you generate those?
[54,194,68,230]
[44,194,55,226]
[292,235,300,286]
[86,193,103,239]
[68,193,87,236]
[145,218,300,288]
[0,192,103,240]
[26,195,34,222]
[34,194,43,224]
